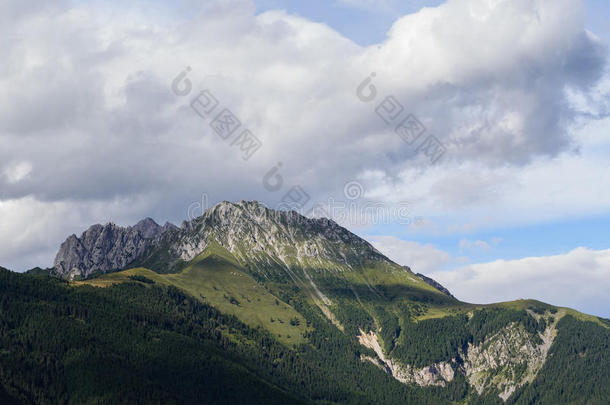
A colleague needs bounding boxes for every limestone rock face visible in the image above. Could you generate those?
[357,330,455,387]
[463,313,559,401]
[169,200,388,277]
[53,218,173,279]
[357,311,560,402]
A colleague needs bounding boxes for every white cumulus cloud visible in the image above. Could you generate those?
[0,0,607,271]
[369,235,453,273]
[430,247,610,318]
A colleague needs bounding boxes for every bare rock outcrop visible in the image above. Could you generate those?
[357,330,455,387]
[53,218,175,279]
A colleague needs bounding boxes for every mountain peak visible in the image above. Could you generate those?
[132,217,162,239]
[52,200,392,280]
[211,199,271,216]
[53,218,175,279]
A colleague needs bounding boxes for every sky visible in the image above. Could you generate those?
[1,0,609,317]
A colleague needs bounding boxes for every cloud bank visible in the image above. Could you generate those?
[0,0,607,271]
[371,236,610,318]
[430,247,610,318]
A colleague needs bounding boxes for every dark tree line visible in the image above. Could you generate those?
[0,268,608,404]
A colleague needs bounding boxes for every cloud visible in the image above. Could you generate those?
[458,237,501,253]
[369,115,610,236]
[3,161,32,184]
[365,0,606,165]
[430,247,610,318]
[369,235,452,273]
[366,235,610,317]
[459,239,490,251]
[0,0,607,270]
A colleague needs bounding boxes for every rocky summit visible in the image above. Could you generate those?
[53,201,393,280]
[53,218,177,280]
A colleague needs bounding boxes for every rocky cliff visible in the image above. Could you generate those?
[358,309,562,401]
[53,218,177,279]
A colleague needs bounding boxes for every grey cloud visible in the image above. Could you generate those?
[0,0,608,270]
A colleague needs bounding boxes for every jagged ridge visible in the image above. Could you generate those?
[53,218,177,279]
[53,201,395,281]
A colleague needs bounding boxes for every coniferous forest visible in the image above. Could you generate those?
[1,267,609,404]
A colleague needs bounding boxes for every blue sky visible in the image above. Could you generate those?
[254,0,610,46]
[367,213,610,267]
[254,0,443,45]
[585,0,610,42]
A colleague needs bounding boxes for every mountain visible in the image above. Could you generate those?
[23,267,52,276]
[53,218,177,280]
[1,200,609,404]
[53,201,396,279]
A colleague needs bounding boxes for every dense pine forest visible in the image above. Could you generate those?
[0,267,452,404]
[1,267,609,404]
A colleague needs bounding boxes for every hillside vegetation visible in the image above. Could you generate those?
[4,202,609,404]
[69,240,610,405]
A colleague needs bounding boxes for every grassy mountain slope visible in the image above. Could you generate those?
[0,268,306,404]
[78,243,309,345]
[0,267,468,405]
[2,255,609,404]
[73,239,610,404]
[5,202,610,404]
